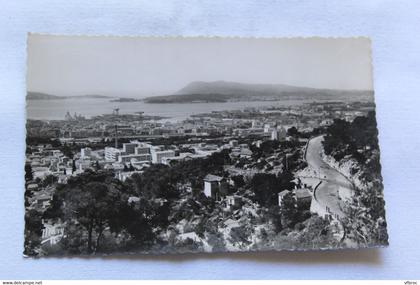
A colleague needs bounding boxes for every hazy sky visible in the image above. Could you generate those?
[27,35,373,97]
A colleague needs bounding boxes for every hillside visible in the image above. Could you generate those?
[26,92,65,100]
[27,92,111,100]
[144,93,231,103]
[144,81,373,103]
[177,81,321,95]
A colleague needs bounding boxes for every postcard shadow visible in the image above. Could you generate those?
[98,247,383,266]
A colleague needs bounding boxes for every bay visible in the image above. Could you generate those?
[26,97,327,122]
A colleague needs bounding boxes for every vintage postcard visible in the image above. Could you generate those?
[24,35,388,257]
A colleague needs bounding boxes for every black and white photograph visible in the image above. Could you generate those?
[24,35,388,257]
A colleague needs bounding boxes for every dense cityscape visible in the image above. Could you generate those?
[24,99,387,256]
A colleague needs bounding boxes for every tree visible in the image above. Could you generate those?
[250,173,279,207]
[138,165,179,200]
[72,181,114,252]
[251,140,280,158]
[280,192,298,228]
[343,186,388,247]
[25,163,33,181]
[229,224,252,248]
[129,163,135,171]
[267,205,283,232]
[231,175,245,188]
[45,171,121,253]
[322,112,387,246]
[32,170,160,255]
[24,209,43,256]
[297,215,335,249]
[62,143,74,159]
[287,126,299,137]
[59,221,86,254]
[51,139,61,148]
[207,232,226,252]
[174,237,204,253]
[108,200,155,247]
[277,170,296,191]
[249,169,296,208]
[40,174,57,188]
[150,201,171,229]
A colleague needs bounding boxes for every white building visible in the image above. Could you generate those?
[278,190,291,206]
[255,140,263,148]
[264,124,271,133]
[161,152,208,165]
[105,147,121,161]
[251,120,260,128]
[80,147,92,158]
[226,195,242,209]
[278,126,287,139]
[41,221,65,246]
[151,150,175,164]
[295,188,312,207]
[77,160,92,171]
[122,143,138,155]
[271,128,279,140]
[229,140,239,147]
[118,153,152,163]
[271,126,287,141]
[203,174,226,200]
[117,171,143,182]
[135,143,152,155]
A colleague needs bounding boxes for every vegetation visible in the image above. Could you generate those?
[144,93,230,103]
[24,209,43,256]
[322,111,388,246]
[323,111,379,164]
[26,151,231,255]
[249,171,295,208]
[25,163,33,181]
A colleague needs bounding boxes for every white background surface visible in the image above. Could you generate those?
[0,0,419,279]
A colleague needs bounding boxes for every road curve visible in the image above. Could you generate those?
[305,136,354,220]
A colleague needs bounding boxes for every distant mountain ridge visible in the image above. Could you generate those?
[27,92,64,100]
[144,81,373,103]
[28,81,374,103]
[177,81,322,95]
[27,92,111,100]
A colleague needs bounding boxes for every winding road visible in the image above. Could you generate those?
[305,136,354,220]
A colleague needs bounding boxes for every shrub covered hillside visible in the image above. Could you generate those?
[322,111,388,247]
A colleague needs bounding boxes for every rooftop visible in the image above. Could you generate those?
[204,174,224,182]
[278,190,291,198]
[295,188,312,199]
